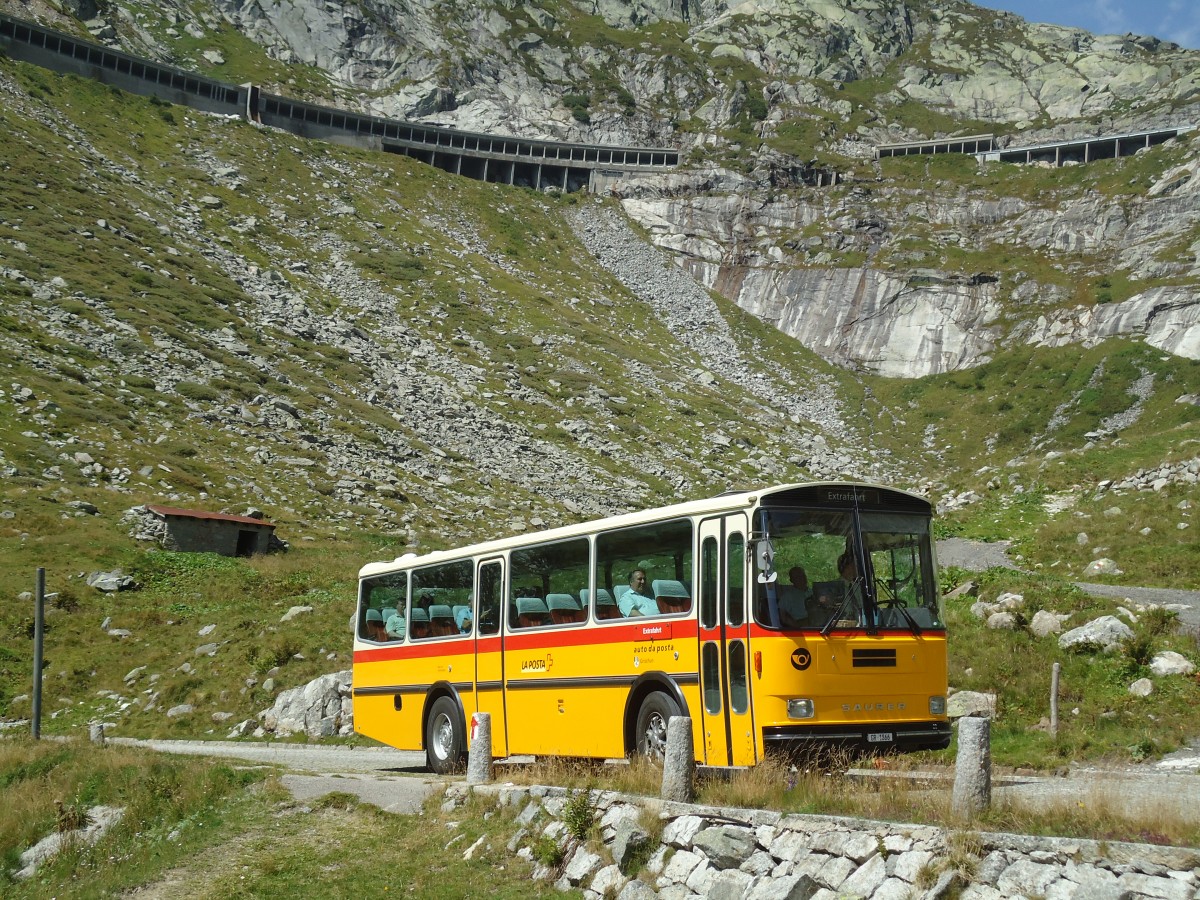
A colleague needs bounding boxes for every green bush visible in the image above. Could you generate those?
[563,93,591,124]
[561,789,594,840]
[532,833,564,867]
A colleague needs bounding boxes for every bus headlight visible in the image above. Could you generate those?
[787,699,814,719]
[929,696,946,716]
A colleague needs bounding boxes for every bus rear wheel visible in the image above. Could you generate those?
[425,696,465,774]
[635,692,680,759]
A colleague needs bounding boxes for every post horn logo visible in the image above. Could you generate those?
[790,648,811,670]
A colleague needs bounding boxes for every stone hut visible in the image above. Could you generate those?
[145,504,277,557]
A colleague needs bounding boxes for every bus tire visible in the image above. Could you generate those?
[634,692,680,759]
[425,696,465,774]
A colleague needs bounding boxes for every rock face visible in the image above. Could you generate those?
[620,183,1200,377]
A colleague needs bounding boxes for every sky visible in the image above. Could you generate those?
[971,0,1200,50]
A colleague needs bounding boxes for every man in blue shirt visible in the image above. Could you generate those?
[619,568,658,617]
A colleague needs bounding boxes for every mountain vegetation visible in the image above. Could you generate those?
[0,0,1196,766]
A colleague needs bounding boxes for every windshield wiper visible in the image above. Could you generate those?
[874,579,922,635]
[820,580,875,636]
[892,605,923,636]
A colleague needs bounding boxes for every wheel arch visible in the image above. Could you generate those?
[622,672,691,756]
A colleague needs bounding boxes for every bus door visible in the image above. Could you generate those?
[697,514,757,767]
[474,558,508,757]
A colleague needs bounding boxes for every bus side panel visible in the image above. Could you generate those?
[353,640,477,752]
[504,633,629,758]
[352,657,426,751]
[503,622,700,759]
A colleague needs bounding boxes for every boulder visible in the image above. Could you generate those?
[87,570,136,592]
[1149,651,1196,676]
[1029,610,1066,637]
[986,611,1019,630]
[1084,558,1122,576]
[259,670,353,738]
[14,805,124,880]
[1058,615,1133,652]
[1128,678,1153,697]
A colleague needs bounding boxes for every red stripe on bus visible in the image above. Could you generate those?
[353,619,700,662]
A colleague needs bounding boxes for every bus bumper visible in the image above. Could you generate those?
[762,721,951,752]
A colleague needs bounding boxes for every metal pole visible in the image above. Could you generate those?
[32,567,45,739]
[1050,662,1061,738]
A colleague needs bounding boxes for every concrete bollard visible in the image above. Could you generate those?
[951,715,992,818]
[89,722,106,745]
[1050,662,1061,737]
[466,712,493,785]
[660,715,695,803]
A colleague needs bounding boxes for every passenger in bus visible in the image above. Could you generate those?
[618,568,658,617]
[516,597,550,628]
[415,592,435,614]
[454,605,473,634]
[408,607,431,640]
[778,566,813,628]
[385,608,406,639]
[364,608,388,642]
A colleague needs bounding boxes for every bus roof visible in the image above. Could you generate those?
[357,481,929,579]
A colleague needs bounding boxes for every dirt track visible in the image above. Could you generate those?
[936,538,1200,628]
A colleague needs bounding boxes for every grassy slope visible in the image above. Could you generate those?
[3,738,1197,898]
[0,57,1196,763]
[0,738,580,898]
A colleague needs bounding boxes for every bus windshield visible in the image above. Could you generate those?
[754,507,943,632]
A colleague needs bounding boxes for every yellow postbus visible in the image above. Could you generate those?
[352,482,949,772]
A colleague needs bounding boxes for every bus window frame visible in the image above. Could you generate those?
[594,516,694,622]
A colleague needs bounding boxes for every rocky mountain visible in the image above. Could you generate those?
[0,0,1197,583]
[8,0,1200,381]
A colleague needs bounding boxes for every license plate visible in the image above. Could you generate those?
[867,731,894,743]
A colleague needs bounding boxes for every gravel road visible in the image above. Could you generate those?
[110,738,1200,826]
[936,539,1200,628]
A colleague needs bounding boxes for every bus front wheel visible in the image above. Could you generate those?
[425,696,465,774]
[635,693,680,759]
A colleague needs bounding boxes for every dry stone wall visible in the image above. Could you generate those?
[442,783,1200,900]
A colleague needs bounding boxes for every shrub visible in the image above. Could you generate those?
[561,789,594,840]
[532,833,564,867]
[563,93,590,124]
